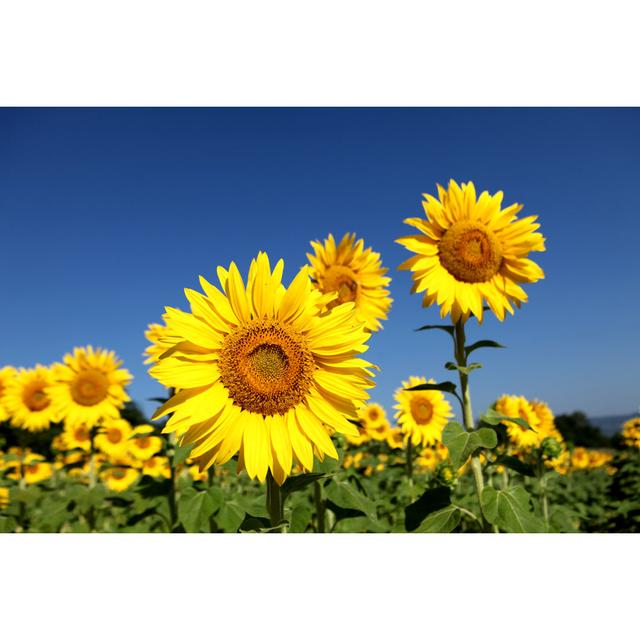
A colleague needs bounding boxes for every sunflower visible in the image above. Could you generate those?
[358,402,390,441]
[142,455,171,479]
[50,346,132,428]
[621,417,640,449]
[3,365,57,431]
[22,454,53,485]
[417,446,438,472]
[495,395,541,450]
[188,464,208,482]
[530,399,563,443]
[0,366,16,422]
[95,418,133,458]
[307,233,392,332]
[0,487,9,509]
[397,180,546,323]
[128,425,163,460]
[62,423,92,452]
[102,466,140,492]
[571,447,590,471]
[385,426,404,450]
[394,376,453,446]
[148,252,375,485]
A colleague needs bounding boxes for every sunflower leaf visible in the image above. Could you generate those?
[324,480,378,523]
[172,442,194,466]
[444,362,482,375]
[281,472,332,498]
[178,488,221,532]
[442,422,498,469]
[408,381,458,394]
[479,408,535,431]
[414,505,461,533]
[404,486,451,532]
[481,485,545,533]
[415,324,455,336]
[464,340,505,357]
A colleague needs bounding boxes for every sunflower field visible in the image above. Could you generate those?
[2,180,639,534]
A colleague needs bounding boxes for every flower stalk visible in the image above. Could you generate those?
[266,472,286,532]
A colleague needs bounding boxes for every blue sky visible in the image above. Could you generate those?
[1,108,638,421]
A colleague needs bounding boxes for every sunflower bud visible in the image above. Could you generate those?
[541,437,562,460]
[435,462,456,487]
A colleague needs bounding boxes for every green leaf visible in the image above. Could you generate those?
[481,485,545,533]
[480,408,535,432]
[444,361,482,375]
[173,442,194,466]
[414,505,461,533]
[289,502,313,533]
[216,500,245,532]
[408,381,458,395]
[415,324,455,336]
[324,480,378,523]
[178,488,222,532]
[281,473,331,498]
[441,422,498,469]
[464,340,505,357]
[0,516,17,533]
[404,486,451,532]
[238,514,273,532]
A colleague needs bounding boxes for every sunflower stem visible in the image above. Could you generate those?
[537,452,550,530]
[87,426,97,532]
[314,480,325,533]
[266,472,286,532]
[406,437,414,482]
[453,320,490,532]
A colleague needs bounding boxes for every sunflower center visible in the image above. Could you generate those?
[112,468,126,479]
[136,437,150,449]
[26,464,39,474]
[367,408,380,421]
[410,397,434,424]
[74,427,90,442]
[218,319,315,416]
[106,428,122,444]
[322,265,359,306]
[71,370,109,406]
[439,221,503,283]
[23,385,51,412]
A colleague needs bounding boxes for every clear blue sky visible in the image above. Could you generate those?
[1,108,638,421]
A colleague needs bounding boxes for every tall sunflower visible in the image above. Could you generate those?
[3,365,57,432]
[307,233,392,332]
[0,366,16,423]
[148,252,375,485]
[50,346,132,428]
[394,376,453,446]
[397,180,545,323]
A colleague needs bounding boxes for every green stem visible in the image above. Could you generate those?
[406,437,414,482]
[314,480,325,533]
[168,436,178,532]
[87,427,96,532]
[453,320,490,532]
[266,472,286,532]
[538,454,550,530]
[207,467,217,533]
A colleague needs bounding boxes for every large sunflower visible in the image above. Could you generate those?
[3,365,57,431]
[530,399,563,443]
[148,252,375,485]
[397,180,545,323]
[50,346,132,428]
[495,395,541,449]
[0,366,16,422]
[144,322,180,365]
[307,233,392,332]
[394,376,453,446]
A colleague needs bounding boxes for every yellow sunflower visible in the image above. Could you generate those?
[496,395,541,449]
[142,455,171,479]
[50,346,132,428]
[571,447,590,471]
[22,454,53,485]
[95,418,133,459]
[148,252,375,485]
[530,399,563,443]
[307,233,392,332]
[128,425,164,460]
[102,466,140,492]
[416,446,438,472]
[144,322,180,365]
[394,376,453,446]
[621,417,640,449]
[3,365,57,431]
[358,402,389,441]
[0,487,9,509]
[0,366,17,422]
[385,426,404,450]
[62,423,92,452]
[397,180,546,323]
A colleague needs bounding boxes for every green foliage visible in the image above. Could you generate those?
[442,422,498,469]
[481,485,545,533]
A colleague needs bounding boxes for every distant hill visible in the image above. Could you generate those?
[590,414,637,437]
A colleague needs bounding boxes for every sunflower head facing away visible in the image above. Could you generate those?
[397,180,545,323]
[3,365,57,432]
[394,376,453,446]
[307,233,392,332]
[50,346,132,428]
[496,395,541,450]
[148,252,375,485]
